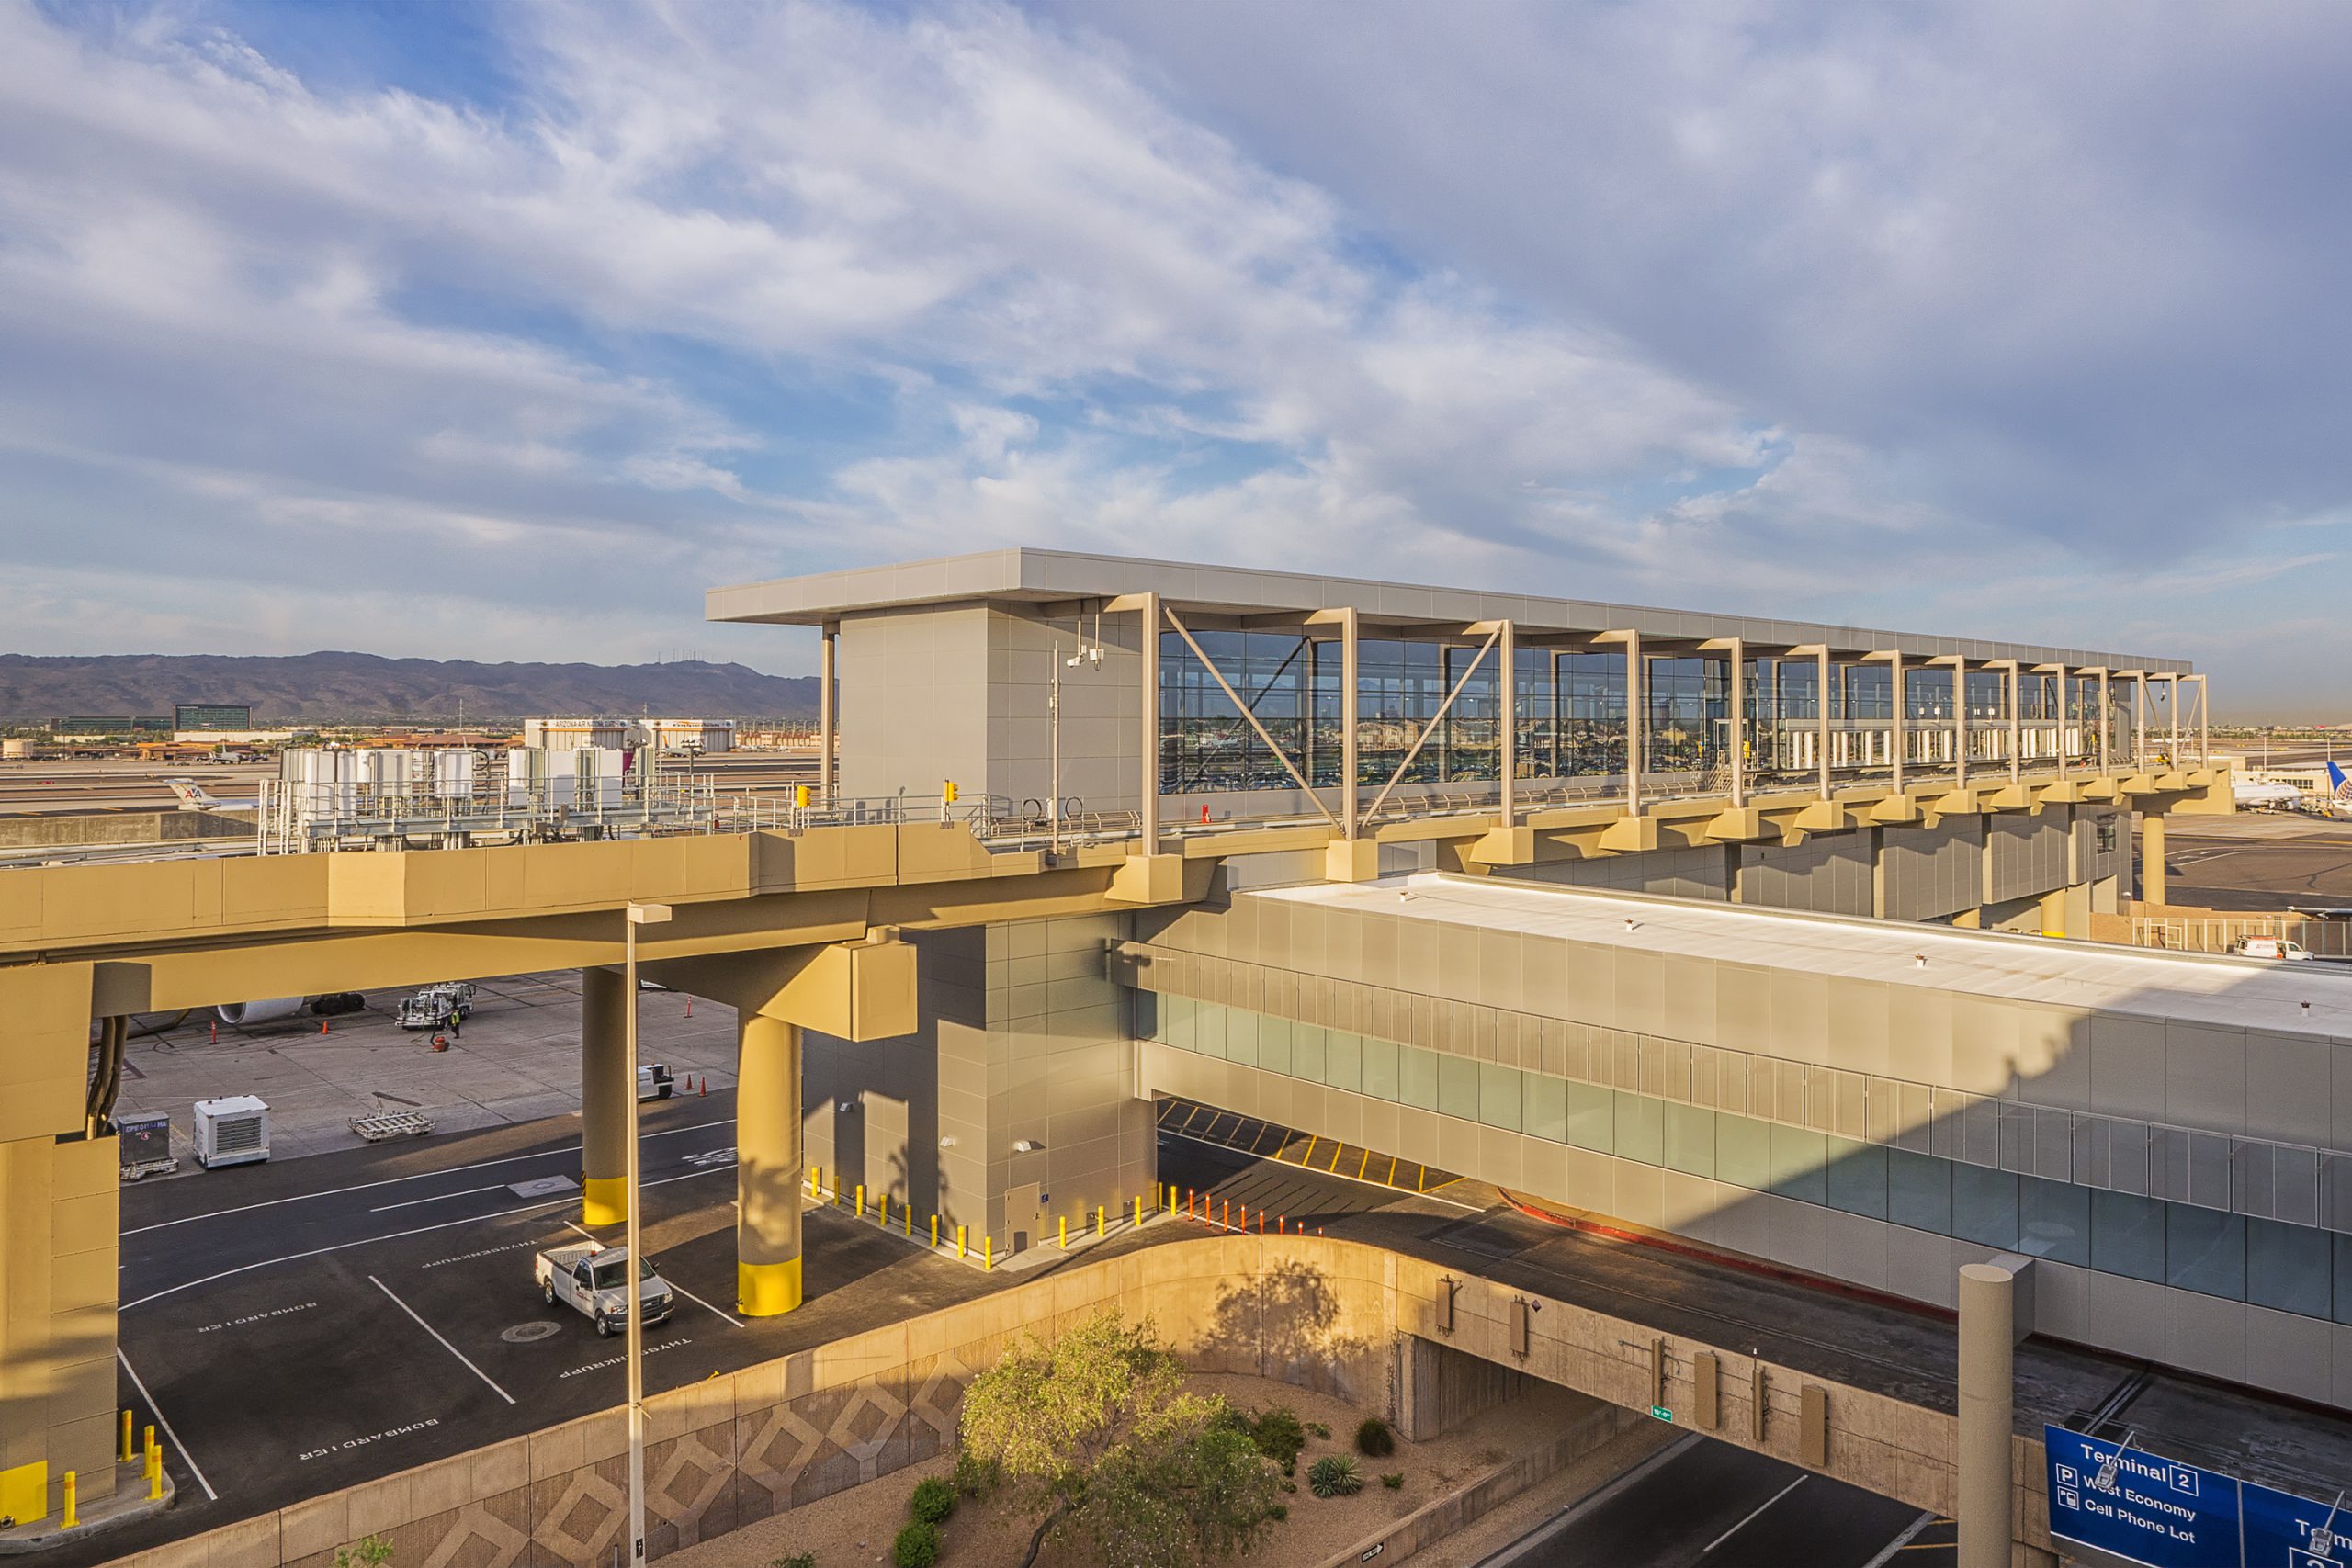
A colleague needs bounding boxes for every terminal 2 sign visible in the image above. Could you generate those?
[2046,1427,2349,1568]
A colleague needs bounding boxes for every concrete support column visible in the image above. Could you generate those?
[819,624,837,807]
[2142,812,2167,908]
[1498,619,1516,829]
[1140,592,1161,847]
[1727,640,1747,807]
[581,965,630,1225]
[1816,646,1832,801]
[2098,669,2111,772]
[1624,631,1644,812]
[736,1013,804,1316]
[1889,652,1905,795]
[1340,606,1359,839]
[1957,1262,2017,1568]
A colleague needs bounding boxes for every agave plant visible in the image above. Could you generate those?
[1307,1454,1363,1499]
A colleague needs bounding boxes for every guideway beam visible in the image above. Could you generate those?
[644,935,918,1317]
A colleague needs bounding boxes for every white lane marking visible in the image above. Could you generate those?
[369,1183,507,1213]
[1157,1126,1487,1213]
[122,1118,736,1236]
[1702,1474,1806,1553]
[119,1199,576,1310]
[1858,1511,1938,1568]
[117,1347,220,1501]
[368,1275,514,1404]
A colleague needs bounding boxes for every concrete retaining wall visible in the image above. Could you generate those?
[107,1233,2043,1568]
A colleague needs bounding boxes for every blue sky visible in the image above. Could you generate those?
[3,1,2349,717]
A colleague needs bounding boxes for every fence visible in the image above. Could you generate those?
[2131,914,2352,958]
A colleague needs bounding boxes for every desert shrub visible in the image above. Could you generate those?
[1267,1503,1288,1521]
[1381,1473,1404,1490]
[1249,1406,1307,1474]
[1307,1455,1363,1499]
[772,1554,817,1568]
[1306,1421,1331,1439]
[1355,1417,1395,1457]
[891,1521,940,1568]
[909,1477,956,1526]
[952,1449,1000,1497]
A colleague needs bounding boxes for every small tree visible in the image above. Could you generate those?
[957,1310,1278,1568]
[333,1539,393,1568]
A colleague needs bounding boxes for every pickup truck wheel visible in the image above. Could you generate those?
[542,1280,556,1306]
[596,1315,615,1337]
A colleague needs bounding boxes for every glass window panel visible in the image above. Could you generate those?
[1165,994,1194,1051]
[1526,1074,1568,1142]
[1563,1081,1614,1153]
[1225,1009,1259,1070]
[1718,1115,1770,1190]
[1889,1150,1951,1235]
[1439,1055,1481,1121]
[2248,1218,2331,1319]
[1825,1138,1887,1220]
[1400,1045,1440,1111]
[2092,1190,2166,1284]
[1480,1065,1524,1132]
[1136,991,1159,1042]
[1259,1014,1294,1077]
[1197,1003,1227,1060]
[1325,1032,1362,1093]
[1361,1037,1400,1101]
[2018,1177,2089,1267]
[1616,1093,1664,1167]
[1769,1124,1828,1204]
[2333,1235,2352,1326]
[1951,1166,2018,1251]
[2166,1205,2245,1300]
[1664,1104,1717,1179]
[1294,1024,1327,1084]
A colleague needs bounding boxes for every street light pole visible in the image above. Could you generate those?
[623,900,672,1568]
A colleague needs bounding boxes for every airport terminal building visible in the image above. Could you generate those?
[696,550,2352,1418]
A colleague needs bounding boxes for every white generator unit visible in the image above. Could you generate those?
[193,1095,271,1168]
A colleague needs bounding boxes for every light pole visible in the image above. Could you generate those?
[623,900,671,1568]
[1049,625,1103,856]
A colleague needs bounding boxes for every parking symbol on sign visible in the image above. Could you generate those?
[2058,1487,2081,1511]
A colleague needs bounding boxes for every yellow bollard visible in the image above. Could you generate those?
[1059,1215,1069,1250]
[855,1184,865,1218]
[808,1166,819,1196]
[904,1203,912,1236]
[956,1224,967,1258]
[1134,1195,1144,1227]
[147,1449,161,1502]
[119,1407,132,1462]
[984,1236,993,1271]
[62,1470,76,1529]
[144,1425,156,1471]
[931,1213,940,1248]
[878,1192,888,1227]
[1096,1204,1105,1238]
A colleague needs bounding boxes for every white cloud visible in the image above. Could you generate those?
[0,0,2346,716]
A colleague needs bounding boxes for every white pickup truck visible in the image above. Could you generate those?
[534,1243,673,1337]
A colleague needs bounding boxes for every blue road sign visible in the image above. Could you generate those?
[2045,1427,2242,1568]
[2244,1479,2352,1568]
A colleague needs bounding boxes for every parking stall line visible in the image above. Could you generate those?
[117,1347,220,1501]
[121,1117,738,1237]
[368,1275,515,1405]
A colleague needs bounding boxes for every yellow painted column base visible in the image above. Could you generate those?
[738,1258,803,1317]
[582,1177,628,1227]
[0,1460,48,1526]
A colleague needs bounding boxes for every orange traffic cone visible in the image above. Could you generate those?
[685,997,693,1018]
[320,1021,330,1034]
[698,1074,708,1097]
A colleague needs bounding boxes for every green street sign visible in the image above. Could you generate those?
[1649,1405,1674,1423]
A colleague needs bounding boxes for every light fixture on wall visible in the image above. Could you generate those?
[938,1135,957,1148]
[1012,1138,1045,1153]
[837,1100,858,1114]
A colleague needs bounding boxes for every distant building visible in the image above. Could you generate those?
[522,717,734,752]
[174,703,254,732]
[52,715,170,736]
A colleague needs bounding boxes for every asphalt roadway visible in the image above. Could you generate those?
[1471,1433,1939,1568]
[90,1089,998,1568]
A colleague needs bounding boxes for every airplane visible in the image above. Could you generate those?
[2327,762,2352,820]
[163,776,257,811]
[2233,773,2308,809]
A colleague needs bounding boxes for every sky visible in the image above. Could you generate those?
[2,2,2347,718]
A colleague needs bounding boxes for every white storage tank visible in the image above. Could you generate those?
[193,1094,271,1168]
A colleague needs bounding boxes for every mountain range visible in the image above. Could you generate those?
[0,652,820,726]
